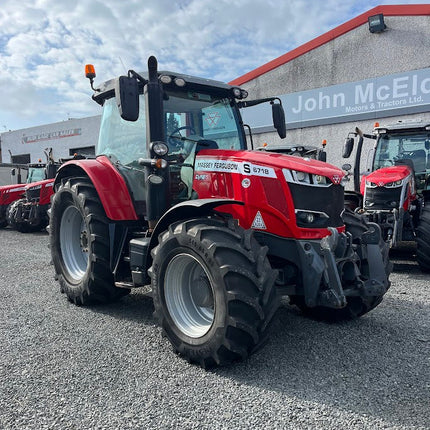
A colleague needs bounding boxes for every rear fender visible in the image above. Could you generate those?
[54,155,138,221]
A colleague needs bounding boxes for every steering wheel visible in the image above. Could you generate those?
[168,126,196,148]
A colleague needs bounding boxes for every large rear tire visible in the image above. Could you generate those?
[416,206,430,272]
[292,210,390,321]
[151,217,278,367]
[50,177,129,305]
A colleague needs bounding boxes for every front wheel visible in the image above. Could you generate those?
[416,206,430,272]
[50,177,129,305]
[150,217,278,367]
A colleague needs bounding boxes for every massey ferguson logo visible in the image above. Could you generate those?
[332,175,341,184]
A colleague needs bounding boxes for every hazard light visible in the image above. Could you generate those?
[85,64,96,79]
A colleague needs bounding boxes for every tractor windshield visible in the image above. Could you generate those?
[96,86,245,210]
[164,88,245,153]
[97,89,244,164]
[374,132,430,192]
[27,167,45,183]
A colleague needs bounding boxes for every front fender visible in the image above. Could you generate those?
[148,198,244,261]
[55,155,138,221]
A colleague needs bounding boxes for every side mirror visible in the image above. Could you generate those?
[343,137,355,158]
[318,151,327,162]
[11,168,16,176]
[115,76,139,121]
[272,103,286,139]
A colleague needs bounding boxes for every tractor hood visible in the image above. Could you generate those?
[25,178,54,191]
[360,165,413,194]
[197,149,344,184]
[0,183,27,195]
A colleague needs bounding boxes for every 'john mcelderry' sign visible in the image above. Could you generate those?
[242,67,430,131]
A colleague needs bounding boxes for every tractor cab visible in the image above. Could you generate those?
[372,122,430,195]
[84,58,286,225]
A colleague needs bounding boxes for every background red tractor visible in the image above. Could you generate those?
[343,120,430,272]
[256,140,328,161]
[0,159,50,229]
[49,57,391,367]
[5,149,61,232]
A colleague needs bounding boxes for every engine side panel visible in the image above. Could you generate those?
[193,149,345,240]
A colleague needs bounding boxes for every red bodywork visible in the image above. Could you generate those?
[0,183,27,207]
[25,179,55,205]
[360,165,415,211]
[56,155,138,221]
[193,149,345,240]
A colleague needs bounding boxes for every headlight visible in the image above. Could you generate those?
[283,169,331,186]
[151,141,169,156]
[385,180,403,188]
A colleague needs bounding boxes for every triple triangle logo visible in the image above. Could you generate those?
[251,211,267,229]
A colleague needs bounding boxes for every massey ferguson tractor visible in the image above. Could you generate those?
[0,158,53,229]
[257,141,328,161]
[49,57,391,367]
[343,120,430,272]
[6,149,60,232]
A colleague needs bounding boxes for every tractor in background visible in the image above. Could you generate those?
[7,151,85,232]
[0,160,50,229]
[257,140,327,161]
[343,120,430,271]
[49,57,391,367]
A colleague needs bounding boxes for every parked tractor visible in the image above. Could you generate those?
[6,150,60,232]
[0,161,47,229]
[49,57,391,367]
[257,140,328,162]
[343,120,430,272]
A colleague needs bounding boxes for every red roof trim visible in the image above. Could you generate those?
[229,4,430,86]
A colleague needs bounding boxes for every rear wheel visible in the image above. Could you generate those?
[50,177,129,305]
[151,217,278,367]
[416,206,430,272]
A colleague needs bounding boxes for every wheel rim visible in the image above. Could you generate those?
[164,253,215,338]
[60,205,89,282]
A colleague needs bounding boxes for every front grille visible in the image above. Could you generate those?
[26,187,40,201]
[288,183,344,228]
[364,186,401,210]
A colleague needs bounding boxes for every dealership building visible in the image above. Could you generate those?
[1,4,429,170]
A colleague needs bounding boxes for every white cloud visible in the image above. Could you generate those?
[0,0,427,130]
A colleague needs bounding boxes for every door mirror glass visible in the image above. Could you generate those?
[115,76,139,121]
[272,103,286,139]
[343,137,354,158]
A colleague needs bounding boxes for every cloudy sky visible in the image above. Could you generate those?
[0,0,427,131]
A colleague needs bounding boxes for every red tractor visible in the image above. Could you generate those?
[0,160,53,229]
[256,140,328,161]
[343,120,430,272]
[49,57,391,367]
[6,150,61,232]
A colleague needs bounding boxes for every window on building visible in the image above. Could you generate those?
[11,154,30,164]
[69,146,95,157]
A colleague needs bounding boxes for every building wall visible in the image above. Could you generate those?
[234,11,430,175]
[0,115,101,164]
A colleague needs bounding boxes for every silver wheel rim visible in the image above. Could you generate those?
[60,205,89,281]
[164,253,215,338]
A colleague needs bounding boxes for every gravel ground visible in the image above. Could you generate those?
[0,228,429,430]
